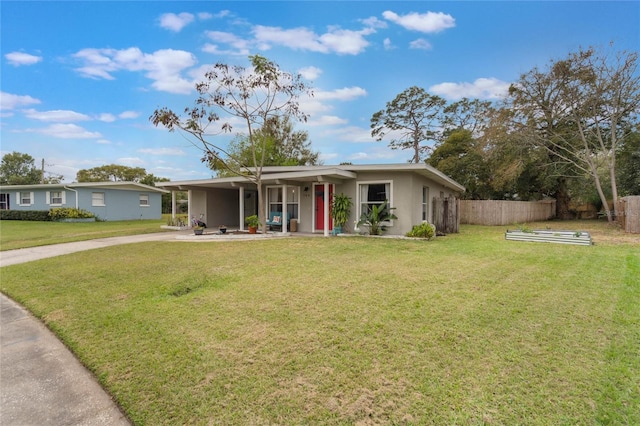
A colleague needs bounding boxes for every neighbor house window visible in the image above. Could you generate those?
[139,194,149,206]
[358,181,392,217]
[0,193,10,210]
[267,186,299,219]
[47,191,65,206]
[18,192,33,206]
[92,192,105,206]
[422,186,430,221]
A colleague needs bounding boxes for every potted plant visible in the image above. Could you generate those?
[245,215,260,234]
[357,200,398,235]
[331,193,352,234]
[193,226,204,235]
[219,225,227,234]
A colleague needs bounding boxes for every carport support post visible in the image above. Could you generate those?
[324,182,330,237]
[171,190,176,219]
[282,184,288,233]
[239,187,245,231]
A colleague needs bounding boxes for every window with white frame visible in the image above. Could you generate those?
[139,194,149,206]
[18,192,33,206]
[267,186,299,219]
[0,193,9,210]
[92,192,105,206]
[47,190,65,206]
[358,181,392,216]
[422,186,430,221]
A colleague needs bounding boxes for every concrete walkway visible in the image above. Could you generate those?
[0,232,185,425]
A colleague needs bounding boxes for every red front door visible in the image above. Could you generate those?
[315,184,333,231]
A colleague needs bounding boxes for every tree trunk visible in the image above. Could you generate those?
[555,177,573,220]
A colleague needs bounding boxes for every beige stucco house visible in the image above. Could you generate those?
[157,163,465,236]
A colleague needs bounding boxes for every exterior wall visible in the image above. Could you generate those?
[206,188,240,228]
[346,171,460,236]
[80,188,163,221]
[189,189,208,225]
[2,187,163,221]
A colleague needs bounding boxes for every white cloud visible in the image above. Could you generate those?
[430,77,510,100]
[97,113,116,122]
[198,12,213,20]
[307,115,348,126]
[96,139,111,145]
[298,66,322,81]
[138,147,186,156]
[315,87,367,101]
[26,123,102,139]
[318,28,371,55]
[23,109,90,122]
[360,16,388,29]
[409,38,432,50]
[159,12,194,32]
[383,38,395,50]
[5,52,43,66]
[383,10,455,33]
[348,149,399,161]
[117,157,145,166]
[204,31,251,55]
[253,25,373,55]
[325,126,376,143]
[1,92,41,110]
[72,47,197,94]
[119,111,140,119]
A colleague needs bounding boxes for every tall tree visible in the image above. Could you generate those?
[211,115,319,176]
[151,55,311,233]
[428,129,490,199]
[509,46,640,222]
[0,152,42,185]
[617,130,640,196]
[442,97,495,137]
[371,86,446,163]
[76,164,147,182]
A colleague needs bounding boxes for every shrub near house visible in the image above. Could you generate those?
[49,208,96,222]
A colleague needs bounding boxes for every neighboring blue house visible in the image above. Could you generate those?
[0,182,168,221]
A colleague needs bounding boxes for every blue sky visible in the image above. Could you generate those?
[2,1,638,182]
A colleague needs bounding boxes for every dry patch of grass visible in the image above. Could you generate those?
[1,222,638,424]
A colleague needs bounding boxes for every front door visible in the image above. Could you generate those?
[314,184,333,231]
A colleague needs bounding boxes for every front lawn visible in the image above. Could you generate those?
[1,223,638,424]
[0,217,169,251]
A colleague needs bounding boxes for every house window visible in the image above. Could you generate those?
[358,181,392,216]
[267,186,299,219]
[47,191,65,206]
[92,192,105,206]
[0,193,9,210]
[139,194,149,206]
[19,192,33,206]
[422,187,430,221]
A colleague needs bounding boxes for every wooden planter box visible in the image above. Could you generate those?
[505,230,592,246]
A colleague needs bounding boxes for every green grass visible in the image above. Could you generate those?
[0,217,169,251]
[1,222,638,424]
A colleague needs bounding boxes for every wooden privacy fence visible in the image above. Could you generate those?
[459,199,556,226]
[432,197,459,234]
[616,196,640,234]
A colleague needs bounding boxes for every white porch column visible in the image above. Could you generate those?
[282,184,288,233]
[171,190,176,218]
[239,186,245,231]
[323,182,330,237]
[187,189,192,227]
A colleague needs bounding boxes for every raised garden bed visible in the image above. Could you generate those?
[505,229,592,246]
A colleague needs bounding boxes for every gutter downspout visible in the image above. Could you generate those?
[64,186,79,209]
